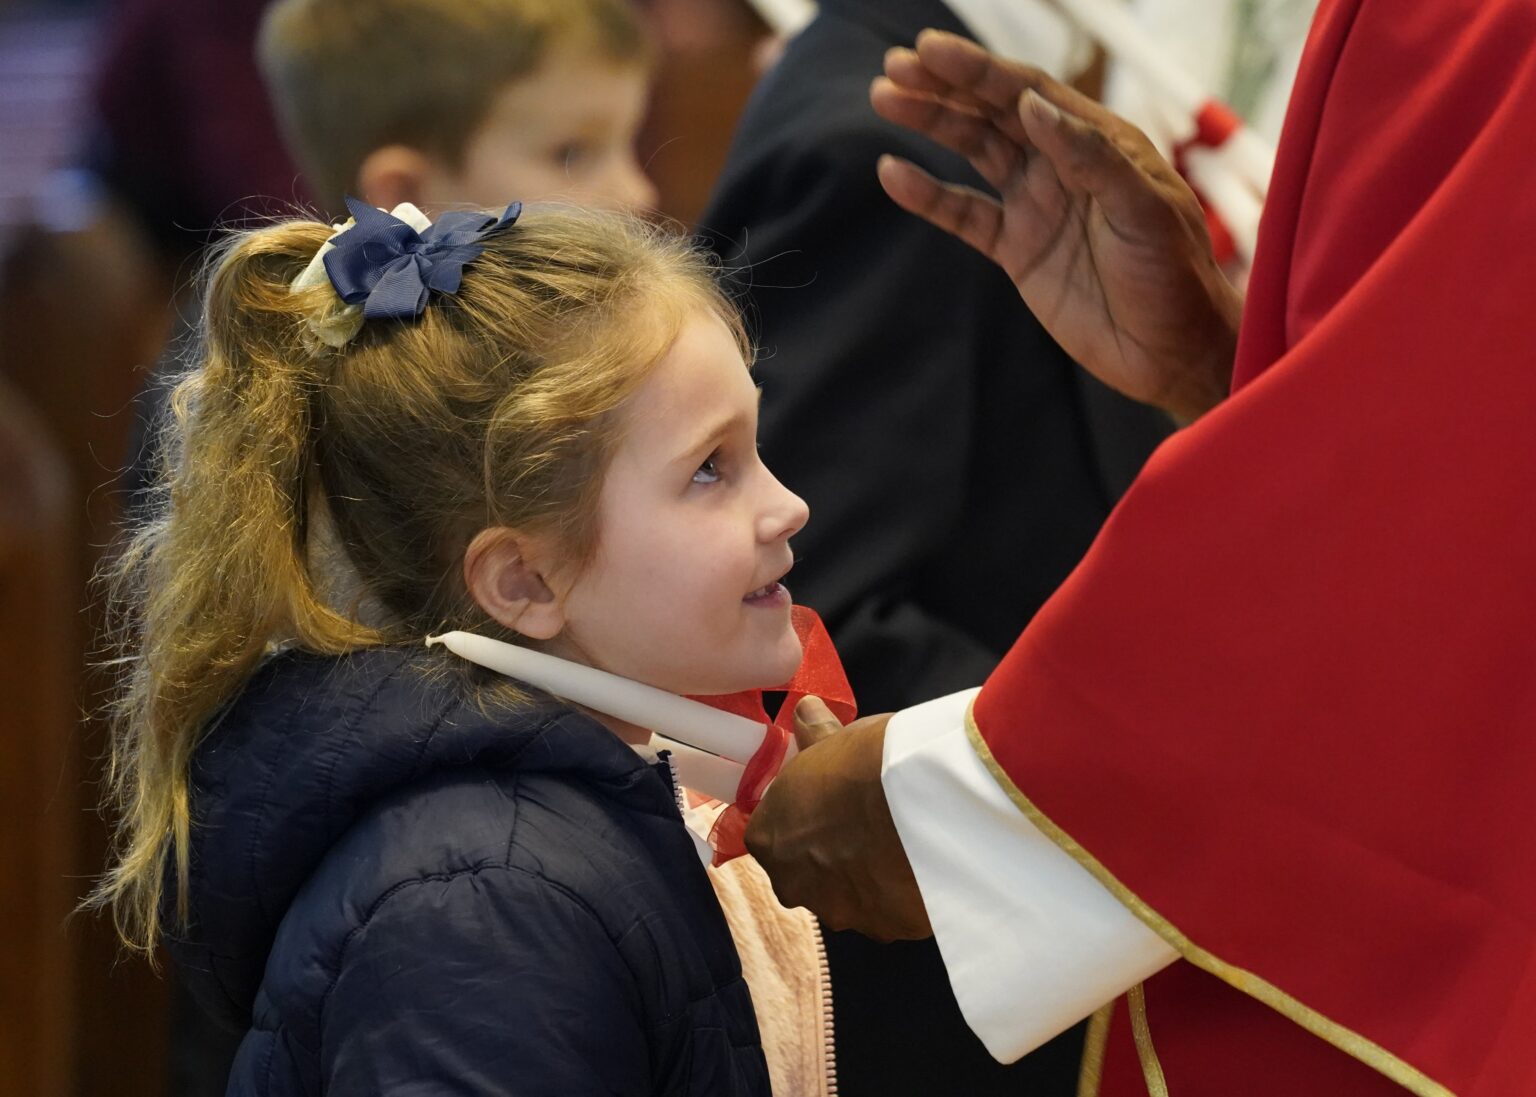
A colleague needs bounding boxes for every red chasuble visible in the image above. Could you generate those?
[969,1,1536,1094]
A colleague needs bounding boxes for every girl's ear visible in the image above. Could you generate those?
[463,527,567,641]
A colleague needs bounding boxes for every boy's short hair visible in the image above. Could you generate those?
[258,0,650,212]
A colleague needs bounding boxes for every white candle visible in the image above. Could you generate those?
[652,735,745,803]
[426,631,771,765]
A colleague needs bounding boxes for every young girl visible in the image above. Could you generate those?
[91,199,815,1095]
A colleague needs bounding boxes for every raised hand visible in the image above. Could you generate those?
[871,30,1244,422]
[745,700,932,941]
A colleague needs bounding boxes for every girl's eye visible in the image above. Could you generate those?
[692,454,722,484]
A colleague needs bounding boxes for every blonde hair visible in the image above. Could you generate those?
[90,205,744,956]
[258,0,651,211]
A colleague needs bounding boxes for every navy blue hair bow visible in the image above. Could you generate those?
[322,196,523,321]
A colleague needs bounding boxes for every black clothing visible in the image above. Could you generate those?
[171,647,769,1096]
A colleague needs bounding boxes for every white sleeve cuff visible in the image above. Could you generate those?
[881,689,1178,1063]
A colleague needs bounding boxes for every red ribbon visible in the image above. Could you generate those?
[1173,98,1243,265]
[686,605,856,865]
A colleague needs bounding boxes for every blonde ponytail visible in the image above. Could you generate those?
[90,205,743,955]
[92,224,386,953]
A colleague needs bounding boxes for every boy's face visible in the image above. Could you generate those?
[548,311,809,697]
[423,48,658,212]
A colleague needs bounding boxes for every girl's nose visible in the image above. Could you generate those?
[758,469,809,543]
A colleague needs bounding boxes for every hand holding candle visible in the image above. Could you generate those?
[428,606,856,862]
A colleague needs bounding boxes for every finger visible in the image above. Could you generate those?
[876,155,1005,260]
[870,80,1028,193]
[873,70,988,126]
[881,46,1004,121]
[881,45,955,97]
[793,695,842,750]
[911,29,1049,114]
[882,49,1033,142]
[912,30,1125,135]
[1011,58,1118,127]
[1016,89,1172,231]
[871,75,978,127]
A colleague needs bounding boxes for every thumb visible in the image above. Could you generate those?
[793,695,842,750]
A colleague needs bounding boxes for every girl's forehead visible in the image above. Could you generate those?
[611,315,754,449]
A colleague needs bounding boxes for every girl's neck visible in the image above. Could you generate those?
[574,703,654,747]
[537,634,655,746]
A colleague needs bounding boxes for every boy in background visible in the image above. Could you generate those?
[128,0,658,515]
[257,0,658,215]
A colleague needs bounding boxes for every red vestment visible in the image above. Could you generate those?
[970,0,1536,1093]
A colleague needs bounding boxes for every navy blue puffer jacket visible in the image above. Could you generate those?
[168,646,771,1096]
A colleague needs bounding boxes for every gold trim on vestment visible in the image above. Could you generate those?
[1128,983,1170,1097]
[961,699,1455,1097]
[1076,1002,1114,1097]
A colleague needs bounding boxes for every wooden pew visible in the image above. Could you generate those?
[0,381,77,1096]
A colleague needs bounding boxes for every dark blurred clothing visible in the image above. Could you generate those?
[89,0,303,260]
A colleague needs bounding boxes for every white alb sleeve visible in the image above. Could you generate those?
[881,689,1178,1063]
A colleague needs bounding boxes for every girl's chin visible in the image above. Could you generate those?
[682,640,805,698]
[762,634,807,686]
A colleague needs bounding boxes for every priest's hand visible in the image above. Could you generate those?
[870,30,1244,423]
[745,698,933,941]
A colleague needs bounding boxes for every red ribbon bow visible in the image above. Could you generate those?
[687,605,856,865]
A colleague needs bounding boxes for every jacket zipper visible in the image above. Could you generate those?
[665,748,838,1091]
[660,749,687,818]
[811,919,838,1095]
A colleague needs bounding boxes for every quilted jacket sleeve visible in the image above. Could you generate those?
[319,863,651,1096]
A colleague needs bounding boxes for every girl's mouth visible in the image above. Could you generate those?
[743,581,790,606]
